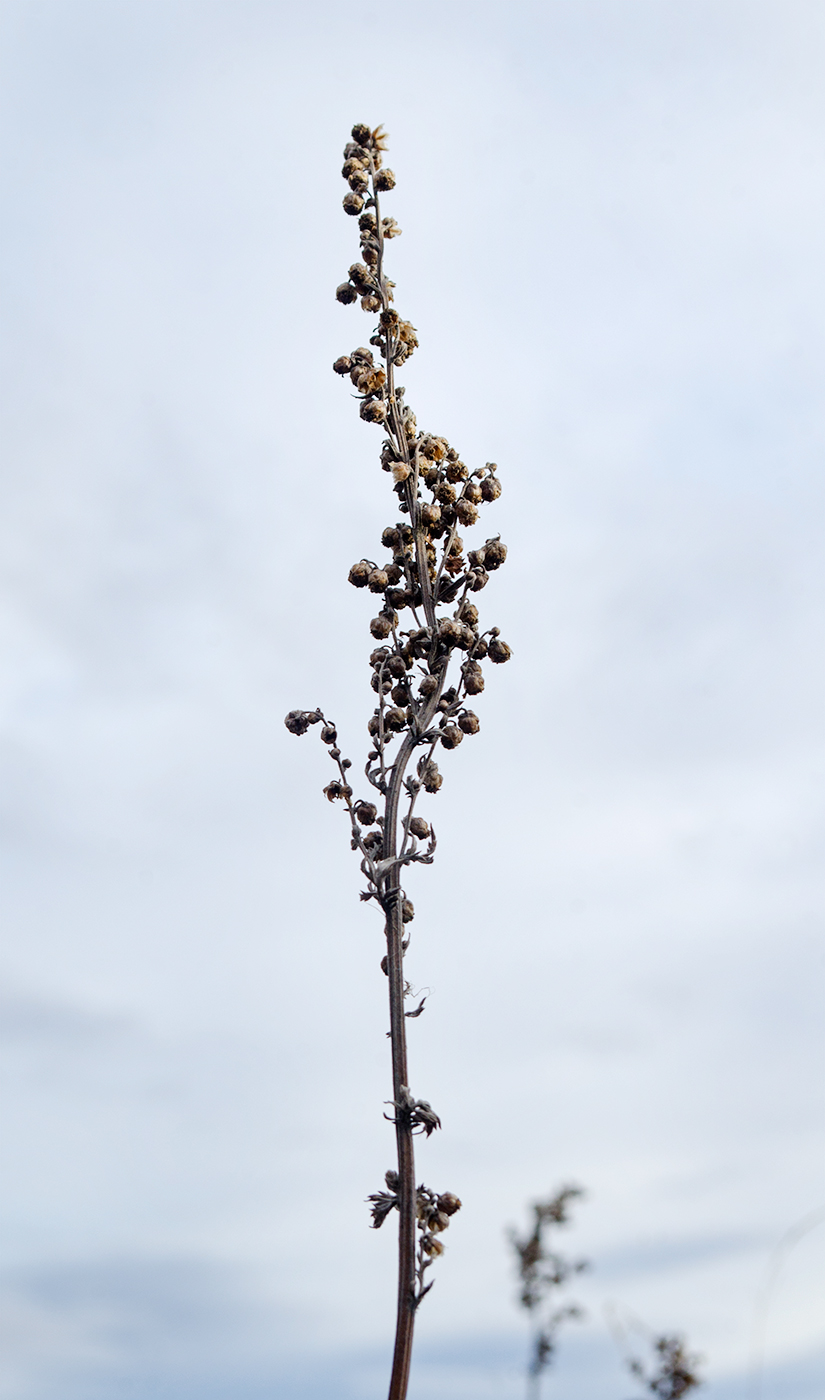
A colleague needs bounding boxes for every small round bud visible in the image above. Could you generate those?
[284,710,310,735]
[463,662,485,696]
[374,168,396,191]
[351,123,372,144]
[343,192,364,216]
[455,498,478,527]
[488,637,512,664]
[419,759,443,793]
[483,538,507,570]
[348,560,372,587]
[368,568,389,593]
[440,725,463,750]
[354,800,378,825]
[321,724,338,744]
[370,615,392,639]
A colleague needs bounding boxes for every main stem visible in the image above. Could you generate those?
[370,153,442,1400]
[384,732,417,1400]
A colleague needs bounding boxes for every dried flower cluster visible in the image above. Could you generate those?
[629,1335,703,1400]
[285,124,509,1400]
[509,1186,588,1399]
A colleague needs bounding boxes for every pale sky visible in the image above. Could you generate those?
[1,2,824,1397]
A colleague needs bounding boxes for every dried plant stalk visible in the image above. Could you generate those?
[286,123,509,1400]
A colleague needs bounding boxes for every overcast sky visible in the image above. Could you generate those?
[1,2,824,1397]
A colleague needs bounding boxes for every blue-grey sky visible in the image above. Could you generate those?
[1,2,824,1397]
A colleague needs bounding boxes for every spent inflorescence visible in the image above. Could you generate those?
[284,124,510,1399]
[509,1186,588,1398]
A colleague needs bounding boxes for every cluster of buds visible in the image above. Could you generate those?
[367,1169,462,1303]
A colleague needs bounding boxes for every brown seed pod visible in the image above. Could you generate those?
[418,674,438,697]
[437,1192,462,1216]
[458,710,480,734]
[348,262,373,292]
[343,192,364,216]
[333,355,353,375]
[382,526,401,548]
[391,682,410,706]
[342,157,365,178]
[368,568,389,593]
[488,637,512,664]
[354,800,378,825]
[472,636,489,659]
[458,600,479,627]
[385,707,407,732]
[348,560,372,587]
[383,562,402,585]
[469,568,489,592]
[438,619,463,647]
[367,713,380,736]
[418,759,443,792]
[336,283,358,305]
[360,399,387,424]
[408,817,430,839]
[463,662,485,695]
[321,724,338,744]
[374,168,396,191]
[348,169,369,194]
[455,498,478,527]
[351,346,374,365]
[392,461,411,484]
[323,780,351,802]
[361,293,382,313]
[464,481,483,505]
[483,537,507,570]
[387,654,407,678]
[421,1235,444,1257]
[434,481,456,505]
[445,459,468,483]
[358,209,378,233]
[370,615,393,639]
[370,646,390,667]
[481,474,502,502]
[420,501,441,528]
[380,308,399,329]
[351,122,372,144]
[284,710,310,735]
[440,725,463,750]
[371,672,392,694]
[382,217,401,238]
[401,899,414,923]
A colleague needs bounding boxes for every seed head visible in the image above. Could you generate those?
[374,168,396,192]
[440,725,463,750]
[343,192,364,216]
[349,560,372,588]
[351,122,372,145]
[354,800,378,825]
[458,710,480,734]
[488,637,512,664]
[409,817,430,839]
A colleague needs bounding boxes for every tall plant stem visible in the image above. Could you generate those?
[384,730,417,1400]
